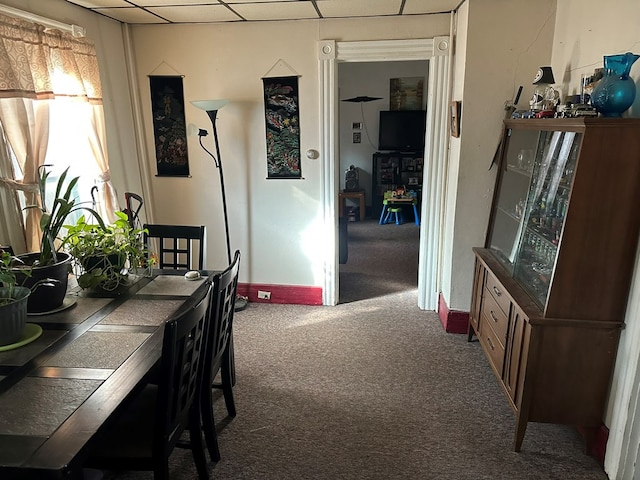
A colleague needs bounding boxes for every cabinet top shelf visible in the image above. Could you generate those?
[505,117,640,131]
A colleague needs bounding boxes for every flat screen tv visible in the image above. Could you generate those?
[378,110,426,152]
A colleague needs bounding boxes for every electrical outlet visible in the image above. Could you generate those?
[257,290,271,300]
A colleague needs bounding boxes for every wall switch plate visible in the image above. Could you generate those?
[352,122,362,130]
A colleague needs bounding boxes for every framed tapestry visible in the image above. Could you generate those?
[149,75,189,177]
[263,75,301,179]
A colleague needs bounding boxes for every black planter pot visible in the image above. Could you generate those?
[13,252,72,314]
[0,286,30,345]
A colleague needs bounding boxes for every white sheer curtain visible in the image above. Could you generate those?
[0,13,118,253]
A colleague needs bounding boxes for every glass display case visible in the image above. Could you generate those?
[487,128,581,307]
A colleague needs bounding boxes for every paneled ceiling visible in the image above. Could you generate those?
[63,0,462,25]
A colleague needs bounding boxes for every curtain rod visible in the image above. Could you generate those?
[0,3,86,37]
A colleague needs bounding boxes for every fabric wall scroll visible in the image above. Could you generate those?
[149,75,189,177]
[263,76,301,179]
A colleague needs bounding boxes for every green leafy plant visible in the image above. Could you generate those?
[0,250,55,306]
[24,165,102,267]
[64,211,151,291]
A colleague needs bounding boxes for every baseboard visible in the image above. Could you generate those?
[237,283,323,305]
[437,293,469,334]
[577,424,609,465]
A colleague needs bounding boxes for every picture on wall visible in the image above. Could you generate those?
[263,75,302,179]
[149,75,189,177]
[390,77,424,111]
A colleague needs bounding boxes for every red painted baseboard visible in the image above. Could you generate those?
[577,424,609,465]
[438,293,469,334]
[237,283,323,305]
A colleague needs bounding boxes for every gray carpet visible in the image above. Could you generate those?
[105,220,608,479]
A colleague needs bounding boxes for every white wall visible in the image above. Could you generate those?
[441,0,556,310]
[338,61,428,208]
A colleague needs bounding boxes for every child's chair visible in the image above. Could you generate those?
[379,191,404,225]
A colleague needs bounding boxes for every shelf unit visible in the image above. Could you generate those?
[371,151,423,219]
[469,118,640,452]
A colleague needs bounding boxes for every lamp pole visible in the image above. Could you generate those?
[191,100,231,264]
[192,99,247,313]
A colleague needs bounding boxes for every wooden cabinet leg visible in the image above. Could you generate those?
[514,417,528,452]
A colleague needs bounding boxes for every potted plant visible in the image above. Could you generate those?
[0,250,30,345]
[64,211,150,292]
[13,165,101,313]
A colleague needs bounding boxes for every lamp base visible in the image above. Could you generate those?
[234,294,248,312]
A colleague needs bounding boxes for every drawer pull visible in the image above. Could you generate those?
[486,337,495,351]
[492,286,502,297]
[490,310,498,323]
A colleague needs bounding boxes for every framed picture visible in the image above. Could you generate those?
[450,101,461,138]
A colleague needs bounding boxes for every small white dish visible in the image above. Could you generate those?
[184,271,201,281]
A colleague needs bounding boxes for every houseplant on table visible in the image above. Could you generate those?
[64,211,151,292]
[0,250,31,345]
[13,165,101,313]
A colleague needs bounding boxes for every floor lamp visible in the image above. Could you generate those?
[191,99,247,311]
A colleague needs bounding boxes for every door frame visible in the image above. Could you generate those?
[318,37,451,308]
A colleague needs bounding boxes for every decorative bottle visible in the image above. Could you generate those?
[590,52,639,117]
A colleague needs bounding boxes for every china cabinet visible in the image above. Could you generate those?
[469,118,640,451]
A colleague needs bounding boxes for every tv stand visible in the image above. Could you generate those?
[372,151,423,220]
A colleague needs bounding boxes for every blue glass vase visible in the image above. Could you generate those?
[591,52,639,117]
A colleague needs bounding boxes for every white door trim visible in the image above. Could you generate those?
[318,38,451,308]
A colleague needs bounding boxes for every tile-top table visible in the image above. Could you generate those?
[0,271,210,479]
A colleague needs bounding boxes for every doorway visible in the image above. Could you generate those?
[317,38,452,309]
[337,60,428,303]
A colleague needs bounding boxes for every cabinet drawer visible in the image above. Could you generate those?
[485,272,510,316]
[481,289,509,346]
[479,312,505,376]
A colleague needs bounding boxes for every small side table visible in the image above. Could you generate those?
[339,190,366,221]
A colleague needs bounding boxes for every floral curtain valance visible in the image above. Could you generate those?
[0,13,102,102]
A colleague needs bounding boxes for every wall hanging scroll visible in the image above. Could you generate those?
[263,75,301,179]
[149,75,189,177]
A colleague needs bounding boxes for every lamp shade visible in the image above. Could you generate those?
[341,96,382,103]
[191,99,228,111]
[532,67,555,85]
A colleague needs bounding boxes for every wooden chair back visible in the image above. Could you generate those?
[143,224,206,270]
[200,250,241,461]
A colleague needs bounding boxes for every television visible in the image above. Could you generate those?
[378,110,426,152]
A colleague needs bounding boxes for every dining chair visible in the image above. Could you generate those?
[201,249,241,462]
[143,224,206,270]
[84,283,212,480]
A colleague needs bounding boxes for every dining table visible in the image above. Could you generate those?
[0,269,211,479]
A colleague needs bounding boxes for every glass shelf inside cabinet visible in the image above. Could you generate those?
[488,128,581,307]
[487,129,540,271]
[513,130,581,306]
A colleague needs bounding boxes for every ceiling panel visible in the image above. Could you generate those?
[404,0,461,15]
[94,7,169,23]
[318,0,402,18]
[147,5,241,23]
[69,0,130,7]
[232,2,319,21]
[136,1,217,5]
[63,0,461,24]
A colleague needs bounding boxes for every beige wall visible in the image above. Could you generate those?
[129,15,450,285]
[441,0,556,310]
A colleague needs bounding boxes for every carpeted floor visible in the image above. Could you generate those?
[104,219,608,479]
